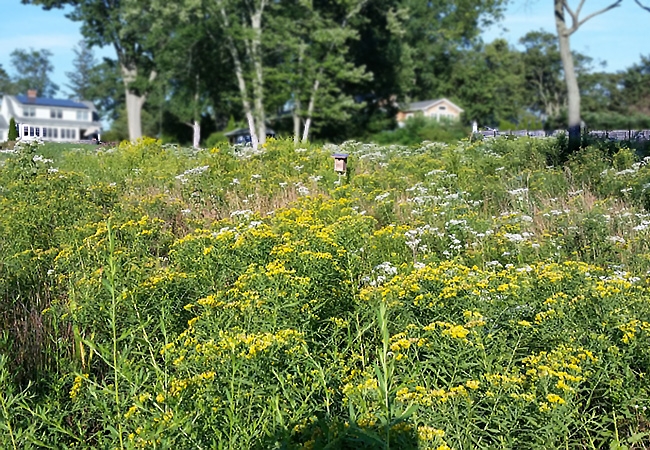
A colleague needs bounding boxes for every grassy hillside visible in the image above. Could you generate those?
[1,137,649,449]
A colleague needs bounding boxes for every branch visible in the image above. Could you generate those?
[571,0,622,33]
[635,0,650,12]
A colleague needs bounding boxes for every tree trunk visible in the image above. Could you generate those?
[250,5,266,146]
[555,0,581,151]
[218,3,260,150]
[301,78,320,143]
[191,76,201,149]
[293,97,302,145]
[192,120,201,148]
[121,65,146,141]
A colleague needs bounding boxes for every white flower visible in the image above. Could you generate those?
[504,233,526,243]
[375,262,397,275]
[230,209,253,218]
[508,188,528,196]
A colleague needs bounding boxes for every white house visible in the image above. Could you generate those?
[396,98,464,127]
[0,90,101,142]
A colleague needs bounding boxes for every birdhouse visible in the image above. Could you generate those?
[332,153,348,174]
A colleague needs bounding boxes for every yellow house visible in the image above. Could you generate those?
[396,98,464,127]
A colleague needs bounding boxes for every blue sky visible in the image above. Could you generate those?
[0,0,647,98]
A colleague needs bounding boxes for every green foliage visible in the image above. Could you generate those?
[7,117,18,141]
[372,116,469,145]
[65,40,97,100]
[205,131,229,149]
[4,134,650,449]
[9,48,59,97]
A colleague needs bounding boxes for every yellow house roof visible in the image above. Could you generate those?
[402,98,464,113]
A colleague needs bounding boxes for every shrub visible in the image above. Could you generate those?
[7,117,18,141]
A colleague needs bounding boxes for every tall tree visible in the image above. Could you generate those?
[10,48,59,97]
[448,39,525,128]
[158,22,226,148]
[23,0,165,141]
[619,55,650,116]
[0,65,15,95]
[519,31,566,120]
[267,0,371,143]
[553,0,622,150]
[65,40,97,100]
[396,0,508,101]
[209,0,269,151]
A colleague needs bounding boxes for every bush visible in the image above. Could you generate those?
[371,116,470,145]
[7,117,18,141]
[204,131,229,149]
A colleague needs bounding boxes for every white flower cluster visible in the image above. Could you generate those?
[175,165,209,183]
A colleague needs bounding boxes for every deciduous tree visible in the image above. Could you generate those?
[553,0,622,150]
[23,0,165,141]
[10,48,59,97]
[0,65,15,95]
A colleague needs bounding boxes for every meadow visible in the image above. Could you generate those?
[1,136,650,449]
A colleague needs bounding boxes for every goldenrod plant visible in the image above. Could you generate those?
[0,137,649,448]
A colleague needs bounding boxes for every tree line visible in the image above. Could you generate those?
[1,0,649,149]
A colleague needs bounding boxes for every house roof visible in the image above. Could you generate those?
[14,95,89,109]
[224,127,276,137]
[403,98,464,113]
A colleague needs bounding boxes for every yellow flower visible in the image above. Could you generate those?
[443,325,469,339]
[546,393,565,404]
[417,425,445,441]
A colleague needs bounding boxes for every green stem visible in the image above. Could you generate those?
[106,220,124,450]
[0,389,18,450]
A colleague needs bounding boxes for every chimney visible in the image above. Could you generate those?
[27,89,38,99]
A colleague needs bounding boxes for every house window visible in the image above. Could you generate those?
[23,107,35,117]
[438,106,446,110]
[50,109,63,119]
[30,127,34,137]
[53,128,58,139]
[76,110,89,121]
[62,128,76,139]
[43,128,48,138]
[35,127,40,137]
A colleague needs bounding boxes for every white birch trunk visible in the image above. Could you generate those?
[219,3,259,150]
[250,4,267,145]
[192,120,201,148]
[302,78,320,143]
[293,98,302,145]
